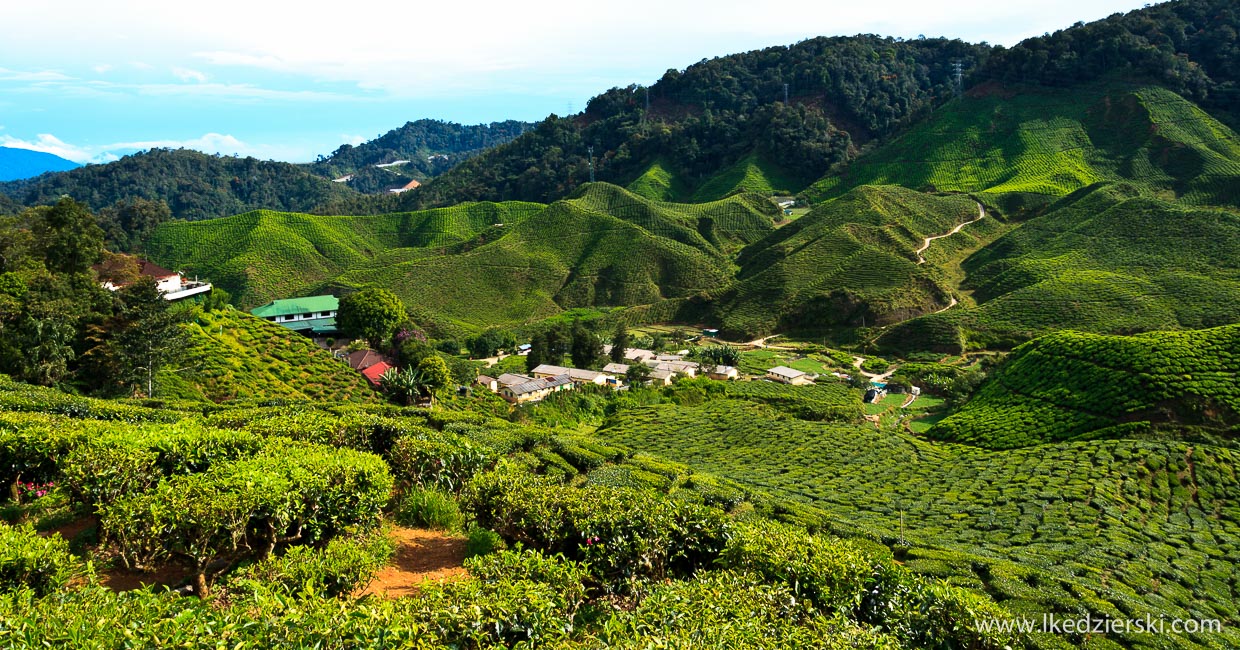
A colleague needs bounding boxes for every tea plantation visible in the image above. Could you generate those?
[156,309,383,405]
[929,325,1239,449]
[0,374,1023,649]
[596,394,1240,648]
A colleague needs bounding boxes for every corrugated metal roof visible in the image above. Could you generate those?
[251,295,339,318]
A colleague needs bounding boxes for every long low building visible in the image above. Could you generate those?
[530,364,610,385]
[500,374,574,403]
[251,295,339,336]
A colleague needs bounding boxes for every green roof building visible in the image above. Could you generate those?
[250,295,339,335]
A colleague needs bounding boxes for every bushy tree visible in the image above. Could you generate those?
[338,288,406,348]
[468,327,516,358]
[610,323,630,364]
[570,320,603,369]
[30,198,104,274]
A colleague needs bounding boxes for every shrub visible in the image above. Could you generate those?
[464,465,728,586]
[388,429,495,494]
[0,524,89,596]
[226,532,394,599]
[394,487,462,531]
[464,525,506,558]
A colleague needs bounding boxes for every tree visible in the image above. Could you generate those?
[610,323,630,364]
[625,363,652,384]
[11,301,77,386]
[98,198,171,253]
[30,198,104,274]
[525,332,547,373]
[337,288,406,348]
[84,276,190,397]
[468,327,516,358]
[379,366,428,406]
[417,355,453,392]
[570,320,603,369]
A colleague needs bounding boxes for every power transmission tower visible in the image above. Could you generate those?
[783,83,789,104]
[587,146,595,183]
[952,61,964,95]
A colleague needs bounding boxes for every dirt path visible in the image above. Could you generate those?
[915,203,985,264]
[852,356,896,383]
[360,527,468,598]
[714,334,790,350]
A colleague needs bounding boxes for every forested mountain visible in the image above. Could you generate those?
[345,0,1239,212]
[0,149,354,222]
[353,35,988,211]
[0,148,79,182]
[308,119,532,193]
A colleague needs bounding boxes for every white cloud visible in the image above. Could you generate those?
[1,134,94,163]
[92,64,114,74]
[341,134,366,146]
[1,132,303,164]
[171,66,208,83]
[0,67,72,82]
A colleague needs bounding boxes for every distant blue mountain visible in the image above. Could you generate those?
[0,147,80,181]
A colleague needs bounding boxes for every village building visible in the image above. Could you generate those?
[388,178,422,194]
[476,375,498,392]
[645,359,700,377]
[500,374,573,403]
[602,362,630,375]
[496,373,533,387]
[706,365,739,381]
[766,365,814,385]
[531,364,608,385]
[346,349,385,372]
[251,295,339,336]
[648,369,675,386]
[95,259,213,302]
[360,361,393,387]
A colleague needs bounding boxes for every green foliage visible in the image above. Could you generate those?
[394,487,463,531]
[101,439,392,590]
[930,325,1240,448]
[159,309,380,404]
[338,287,406,346]
[0,524,88,596]
[464,464,729,585]
[464,525,506,558]
[226,531,394,599]
[0,148,354,222]
[387,428,495,494]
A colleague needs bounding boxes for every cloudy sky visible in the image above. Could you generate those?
[0,0,1151,164]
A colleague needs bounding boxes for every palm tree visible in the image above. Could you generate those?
[379,366,429,406]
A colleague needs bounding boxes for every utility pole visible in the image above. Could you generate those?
[952,61,964,96]
[643,86,650,126]
[587,146,595,183]
[783,83,789,104]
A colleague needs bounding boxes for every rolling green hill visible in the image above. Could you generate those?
[877,182,1240,352]
[711,185,1006,337]
[689,154,803,202]
[323,183,778,331]
[804,85,1240,211]
[928,324,1239,449]
[146,201,545,308]
[625,159,690,202]
[149,183,778,331]
[157,309,382,404]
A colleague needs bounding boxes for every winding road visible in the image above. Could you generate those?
[852,356,896,383]
[915,202,986,264]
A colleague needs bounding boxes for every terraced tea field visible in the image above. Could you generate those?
[596,397,1240,648]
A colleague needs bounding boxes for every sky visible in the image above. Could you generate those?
[0,0,1154,164]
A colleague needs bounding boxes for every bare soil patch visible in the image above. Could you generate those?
[360,527,469,598]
